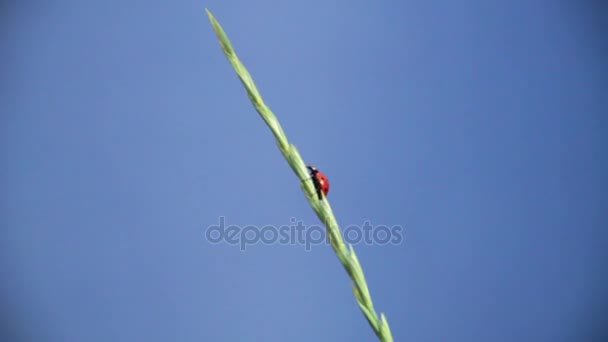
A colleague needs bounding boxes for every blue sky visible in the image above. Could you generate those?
[1,1,606,341]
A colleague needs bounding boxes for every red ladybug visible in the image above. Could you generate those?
[307,165,330,200]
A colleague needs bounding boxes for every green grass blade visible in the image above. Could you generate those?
[205,9,395,341]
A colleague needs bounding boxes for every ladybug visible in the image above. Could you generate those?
[307,165,330,200]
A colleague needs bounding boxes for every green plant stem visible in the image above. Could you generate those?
[205,9,394,341]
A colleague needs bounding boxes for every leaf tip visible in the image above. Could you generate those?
[205,8,214,20]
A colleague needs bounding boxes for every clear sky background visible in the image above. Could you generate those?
[1,1,607,341]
